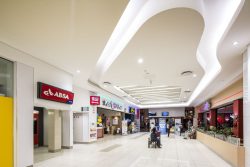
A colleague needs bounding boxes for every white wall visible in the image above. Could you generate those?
[72,86,95,112]
[16,62,34,167]
[0,41,73,110]
[62,110,73,148]
[148,107,185,117]
[73,113,84,142]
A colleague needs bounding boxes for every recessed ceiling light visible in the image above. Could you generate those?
[76,70,81,73]
[184,96,187,99]
[233,41,239,46]
[138,58,143,64]
[192,74,197,78]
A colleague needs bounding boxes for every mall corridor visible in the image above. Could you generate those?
[0,0,250,167]
[34,133,230,167]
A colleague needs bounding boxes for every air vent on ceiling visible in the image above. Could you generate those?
[184,90,192,93]
[181,71,193,76]
[103,81,112,87]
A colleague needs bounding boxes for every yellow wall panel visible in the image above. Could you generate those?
[0,97,13,167]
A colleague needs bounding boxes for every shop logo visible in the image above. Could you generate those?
[90,96,100,105]
[102,99,123,110]
[37,82,74,104]
[43,89,69,99]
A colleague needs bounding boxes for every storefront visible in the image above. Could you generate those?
[197,79,243,140]
[96,96,124,137]
[146,107,185,135]
[35,82,75,151]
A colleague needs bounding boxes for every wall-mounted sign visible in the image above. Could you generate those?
[101,98,123,111]
[37,82,74,104]
[199,101,211,113]
[90,96,100,105]
[162,112,169,116]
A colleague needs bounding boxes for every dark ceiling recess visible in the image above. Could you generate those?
[181,71,193,76]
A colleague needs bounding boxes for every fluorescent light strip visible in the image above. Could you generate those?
[123,87,181,92]
[130,91,181,96]
[140,100,180,105]
[134,95,180,100]
[119,85,181,91]
[133,93,180,98]
[124,88,181,94]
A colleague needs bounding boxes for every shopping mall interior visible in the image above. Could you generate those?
[0,0,250,167]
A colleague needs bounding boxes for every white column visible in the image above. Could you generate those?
[62,110,73,149]
[16,62,34,167]
[243,45,250,167]
[48,109,62,152]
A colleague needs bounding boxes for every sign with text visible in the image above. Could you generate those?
[101,98,123,111]
[37,82,74,104]
[90,96,100,105]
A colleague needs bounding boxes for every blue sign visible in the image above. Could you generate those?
[162,112,169,116]
[159,118,166,134]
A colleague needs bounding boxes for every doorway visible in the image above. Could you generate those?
[34,106,44,147]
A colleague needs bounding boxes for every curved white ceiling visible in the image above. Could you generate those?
[90,0,244,108]
[102,8,204,105]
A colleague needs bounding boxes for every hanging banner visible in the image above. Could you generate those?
[37,82,74,104]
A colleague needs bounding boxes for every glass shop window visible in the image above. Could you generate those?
[0,57,13,97]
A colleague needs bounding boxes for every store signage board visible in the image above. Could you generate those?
[162,112,169,116]
[90,96,100,105]
[129,107,135,114]
[37,82,74,104]
[101,98,123,111]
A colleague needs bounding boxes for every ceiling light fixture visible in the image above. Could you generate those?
[233,41,239,46]
[192,74,197,78]
[76,70,81,74]
[138,58,143,64]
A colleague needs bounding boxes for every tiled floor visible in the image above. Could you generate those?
[34,133,232,167]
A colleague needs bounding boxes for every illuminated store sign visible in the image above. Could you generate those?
[37,82,74,104]
[90,96,100,105]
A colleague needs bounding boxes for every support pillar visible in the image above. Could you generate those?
[209,109,217,127]
[62,110,73,149]
[243,45,250,167]
[233,99,243,139]
[48,109,61,152]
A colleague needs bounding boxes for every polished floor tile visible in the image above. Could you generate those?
[34,133,232,167]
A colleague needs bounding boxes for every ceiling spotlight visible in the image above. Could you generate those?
[192,74,197,78]
[233,41,239,46]
[76,70,81,74]
[138,58,143,64]
[184,96,187,99]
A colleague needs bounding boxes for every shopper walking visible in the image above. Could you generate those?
[167,123,171,137]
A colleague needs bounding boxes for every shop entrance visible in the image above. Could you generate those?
[97,107,122,137]
[33,107,44,147]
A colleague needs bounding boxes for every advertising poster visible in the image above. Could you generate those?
[159,118,167,134]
